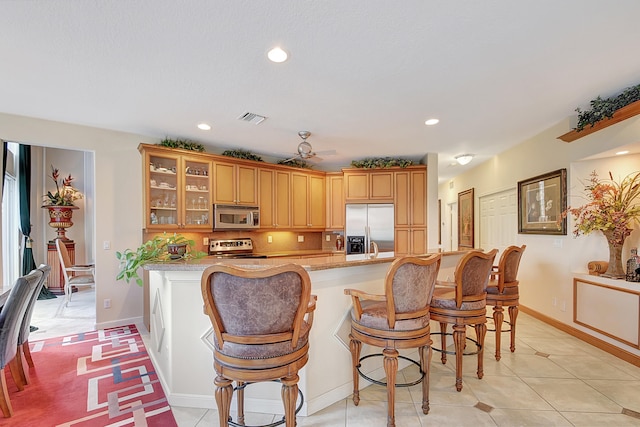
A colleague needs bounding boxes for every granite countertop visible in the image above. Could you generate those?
[143,249,468,272]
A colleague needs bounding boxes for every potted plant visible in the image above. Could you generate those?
[116,233,205,286]
[41,165,83,240]
[560,170,640,278]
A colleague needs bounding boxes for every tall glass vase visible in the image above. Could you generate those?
[602,229,629,279]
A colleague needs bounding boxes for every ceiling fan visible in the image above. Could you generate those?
[283,131,335,163]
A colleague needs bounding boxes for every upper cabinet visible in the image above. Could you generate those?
[140,146,212,230]
[258,167,291,229]
[343,169,394,202]
[291,171,326,229]
[325,173,345,230]
[213,161,258,205]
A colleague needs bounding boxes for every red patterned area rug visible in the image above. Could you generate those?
[0,324,177,426]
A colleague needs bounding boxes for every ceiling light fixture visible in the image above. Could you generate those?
[267,47,288,63]
[197,123,211,131]
[424,118,439,126]
[616,150,629,155]
[455,154,473,165]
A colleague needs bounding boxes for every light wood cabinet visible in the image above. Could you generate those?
[292,171,325,229]
[141,147,212,230]
[394,167,427,255]
[258,168,291,228]
[213,161,258,205]
[343,169,394,202]
[326,173,344,230]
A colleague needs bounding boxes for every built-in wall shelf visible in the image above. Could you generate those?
[558,99,640,142]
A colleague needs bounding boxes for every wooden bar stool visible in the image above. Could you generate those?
[344,254,441,427]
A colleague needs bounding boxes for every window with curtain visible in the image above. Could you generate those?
[2,142,19,286]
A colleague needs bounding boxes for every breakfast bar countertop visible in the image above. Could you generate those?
[143,248,472,272]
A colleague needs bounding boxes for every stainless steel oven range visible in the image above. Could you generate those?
[208,237,267,258]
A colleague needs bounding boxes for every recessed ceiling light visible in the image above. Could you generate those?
[454,154,474,165]
[267,47,288,63]
[424,118,439,126]
[616,150,629,155]
[197,123,211,131]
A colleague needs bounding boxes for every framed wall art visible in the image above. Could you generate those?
[517,168,567,235]
[458,188,474,248]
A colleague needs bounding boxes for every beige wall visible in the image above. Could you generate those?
[0,112,154,328]
[438,114,640,357]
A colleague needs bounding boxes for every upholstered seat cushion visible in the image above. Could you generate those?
[69,274,94,285]
[351,300,430,331]
[486,281,519,296]
[431,287,486,311]
[215,321,310,359]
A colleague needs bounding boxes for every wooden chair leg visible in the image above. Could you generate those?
[22,341,35,369]
[214,375,233,427]
[493,304,504,361]
[475,322,487,380]
[452,323,465,391]
[8,358,25,391]
[419,344,432,414]
[439,322,448,364]
[281,374,299,427]
[237,381,245,425]
[509,305,519,353]
[0,367,13,418]
[383,348,398,427]
[348,334,362,406]
[15,348,29,386]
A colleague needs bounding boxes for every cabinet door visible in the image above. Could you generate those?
[146,152,180,230]
[394,171,410,228]
[344,172,369,201]
[274,170,291,228]
[369,171,394,200]
[309,174,326,228]
[258,168,275,228]
[213,162,236,204]
[395,228,427,255]
[395,228,410,255]
[326,173,344,230]
[182,157,212,229]
[410,228,427,254]
[410,169,427,227]
[291,172,309,228]
[237,165,258,205]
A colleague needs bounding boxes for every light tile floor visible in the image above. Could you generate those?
[170,312,640,427]
[29,293,640,426]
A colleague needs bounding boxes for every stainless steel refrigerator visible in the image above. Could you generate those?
[345,204,394,255]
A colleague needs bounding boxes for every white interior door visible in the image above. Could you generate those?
[479,188,517,254]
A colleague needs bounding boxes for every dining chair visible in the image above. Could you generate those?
[486,245,526,361]
[0,268,44,417]
[344,254,441,427]
[201,263,317,427]
[430,249,497,391]
[15,264,51,385]
[55,239,95,305]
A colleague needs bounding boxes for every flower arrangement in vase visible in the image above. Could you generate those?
[561,170,640,278]
[42,165,83,241]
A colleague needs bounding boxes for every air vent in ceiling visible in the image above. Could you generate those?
[237,112,267,125]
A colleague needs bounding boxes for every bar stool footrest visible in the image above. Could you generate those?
[429,332,482,356]
[227,380,304,427]
[356,353,425,387]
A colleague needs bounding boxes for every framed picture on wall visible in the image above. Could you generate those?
[518,168,567,235]
[458,188,474,248]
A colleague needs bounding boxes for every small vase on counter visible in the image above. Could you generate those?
[336,235,344,251]
[626,248,640,282]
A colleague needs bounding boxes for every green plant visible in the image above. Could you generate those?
[42,165,83,206]
[158,137,205,152]
[115,233,206,286]
[575,83,640,132]
[277,158,313,169]
[221,149,264,162]
[350,157,413,169]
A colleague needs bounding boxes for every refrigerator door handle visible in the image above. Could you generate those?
[369,241,379,258]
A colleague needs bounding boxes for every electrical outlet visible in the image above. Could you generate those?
[203,237,209,245]
[298,235,304,242]
[326,235,331,242]
[268,235,273,243]
[552,297,557,306]
[104,299,111,309]
[103,241,111,250]
[561,301,566,312]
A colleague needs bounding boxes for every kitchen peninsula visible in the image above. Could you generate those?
[144,250,465,415]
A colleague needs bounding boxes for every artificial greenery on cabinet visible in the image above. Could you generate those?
[277,158,312,169]
[350,157,413,169]
[221,149,264,162]
[158,137,205,152]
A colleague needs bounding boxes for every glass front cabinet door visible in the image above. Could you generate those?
[143,149,212,230]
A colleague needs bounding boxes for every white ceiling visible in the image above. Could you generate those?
[2,1,640,182]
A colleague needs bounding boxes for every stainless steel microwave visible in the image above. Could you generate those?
[213,204,260,230]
